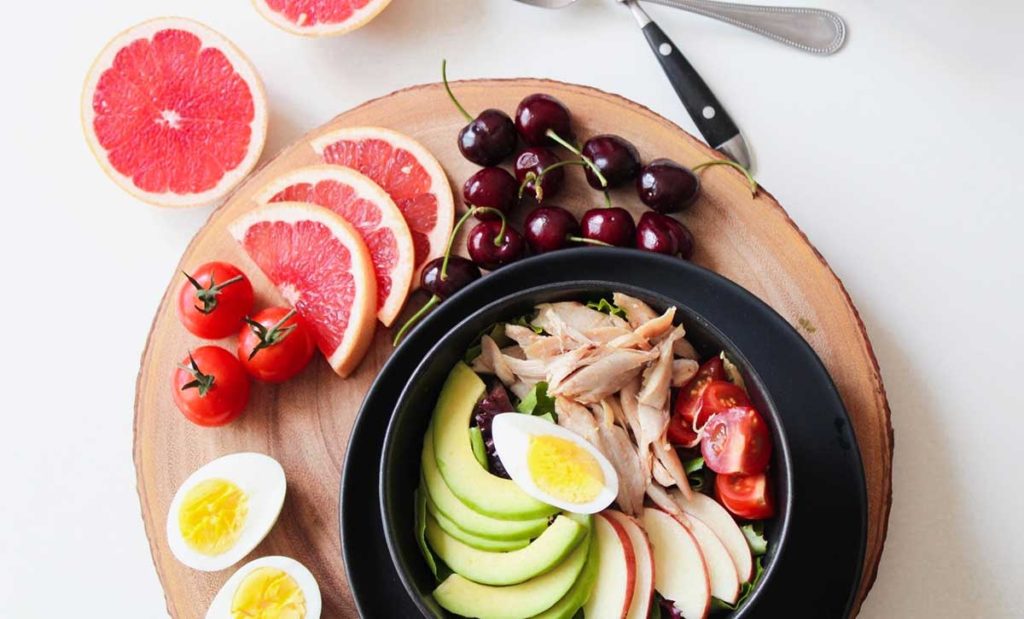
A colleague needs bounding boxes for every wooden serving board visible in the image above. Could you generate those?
[134,79,892,618]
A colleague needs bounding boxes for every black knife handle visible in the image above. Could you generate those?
[641,22,739,148]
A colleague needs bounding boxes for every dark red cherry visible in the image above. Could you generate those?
[636,212,680,255]
[515,147,565,201]
[458,109,518,166]
[463,167,519,220]
[420,256,482,299]
[662,217,695,260]
[467,221,526,270]
[636,158,700,213]
[580,207,636,247]
[581,135,641,189]
[524,206,580,254]
[515,94,574,147]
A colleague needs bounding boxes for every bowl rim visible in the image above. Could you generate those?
[378,279,796,618]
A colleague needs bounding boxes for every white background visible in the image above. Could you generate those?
[2,0,1021,617]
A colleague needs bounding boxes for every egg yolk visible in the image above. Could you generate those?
[178,478,249,556]
[231,567,306,619]
[527,435,605,504]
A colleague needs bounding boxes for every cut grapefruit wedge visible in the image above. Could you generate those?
[312,127,454,282]
[255,165,415,327]
[230,203,377,378]
[82,18,268,208]
[253,0,392,36]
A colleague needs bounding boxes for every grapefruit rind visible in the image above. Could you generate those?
[81,17,268,208]
[229,202,377,378]
[253,164,415,327]
[251,0,393,37]
[310,126,455,283]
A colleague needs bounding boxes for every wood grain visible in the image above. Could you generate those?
[134,79,892,618]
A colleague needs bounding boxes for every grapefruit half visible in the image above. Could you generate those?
[230,202,377,378]
[254,165,415,327]
[311,127,454,282]
[82,17,268,208]
[253,0,393,37]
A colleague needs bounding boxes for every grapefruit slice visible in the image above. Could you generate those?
[255,165,415,327]
[82,18,268,208]
[311,127,454,282]
[229,202,377,378]
[253,0,392,36]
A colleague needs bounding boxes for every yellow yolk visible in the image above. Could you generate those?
[178,478,248,556]
[231,567,306,619]
[527,435,605,504]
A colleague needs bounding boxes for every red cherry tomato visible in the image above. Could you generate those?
[177,262,254,339]
[716,472,775,520]
[171,346,250,427]
[701,406,772,475]
[237,307,316,383]
[668,357,726,446]
[695,381,751,429]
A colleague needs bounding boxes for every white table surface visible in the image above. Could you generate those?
[2,0,1022,616]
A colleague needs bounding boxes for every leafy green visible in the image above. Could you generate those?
[684,456,706,492]
[516,381,556,418]
[463,323,507,364]
[414,488,438,578]
[741,522,768,556]
[469,426,488,469]
[586,298,627,319]
[710,556,765,612]
[511,313,545,334]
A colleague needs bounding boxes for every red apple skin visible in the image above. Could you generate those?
[584,512,637,619]
[643,507,712,619]
[604,510,656,619]
[671,488,754,583]
[600,511,638,619]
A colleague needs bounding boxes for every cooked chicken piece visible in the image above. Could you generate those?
[672,358,700,387]
[646,483,691,526]
[584,326,643,347]
[618,378,644,443]
[635,307,677,342]
[545,345,596,393]
[502,354,546,384]
[531,304,592,345]
[592,402,647,517]
[533,302,629,338]
[472,335,517,386]
[606,329,654,350]
[553,348,657,403]
[652,459,675,487]
[555,397,600,444]
[503,324,548,351]
[613,292,658,328]
[523,336,569,361]
[673,337,699,361]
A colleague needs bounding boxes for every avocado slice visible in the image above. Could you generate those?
[431,363,557,520]
[529,525,600,619]
[433,531,592,619]
[425,493,530,552]
[422,424,549,541]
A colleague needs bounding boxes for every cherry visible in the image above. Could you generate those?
[516,147,565,201]
[582,135,641,189]
[515,94,574,146]
[663,217,695,260]
[581,207,636,248]
[467,220,525,270]
[444,61,516,166]
[637,158,700,213]
[421,256,482,299]
[524,206,581,253]
[463,167,518,220]
[636,212,694,259]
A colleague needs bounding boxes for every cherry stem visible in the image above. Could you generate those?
[545,129,608,188]
[393,295,440,346]
[602,191,612,209]
[441,59,473,123]
[441,207,477,280]
[570,236,613,247]
[466,206,508,246]
[519,160,586,201]
[692,160,758,197]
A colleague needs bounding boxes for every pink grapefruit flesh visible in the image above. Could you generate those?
[230,202,377,378]
[254,165,415,327]
[252,0,393,36]
[82,17,267,207]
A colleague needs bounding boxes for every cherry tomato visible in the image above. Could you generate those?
[237,307,316,383]
[715,472,775,520]
[171,346,250,427]
[701,406,772,475]
[177,262,254,339]
[695,381,751,429]
[667,357,726,446]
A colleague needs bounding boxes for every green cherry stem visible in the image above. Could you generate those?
[519,160,587,201]
[465,206,508,246]
[570,236,613,247]
[544,129,609,188]
[692,160,759,197]
[441,207,478,280]
[393,295,440,346]
[441,59,472,123]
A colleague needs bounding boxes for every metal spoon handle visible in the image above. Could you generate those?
[641,0,847,55]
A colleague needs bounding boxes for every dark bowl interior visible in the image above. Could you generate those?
[380,281,794,618]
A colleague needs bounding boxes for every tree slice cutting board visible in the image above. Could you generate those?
[134,79,892,618]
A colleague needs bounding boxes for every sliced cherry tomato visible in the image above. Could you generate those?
[237,307,316,383]
[171,346,250,427]
[695,380,751,429]
[668,357,726,446]
[701,406,772,475]
[177,262,254,339]
[716,472,775,519]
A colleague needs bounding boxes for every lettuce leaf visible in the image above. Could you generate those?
[586,298,627,319]
[516,381,556,418]
[710,556,765,612]
[414,488,438,578]
[741,522,768,556]
[684,456,706,492]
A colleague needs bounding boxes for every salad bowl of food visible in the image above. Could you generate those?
[379,279,795,619]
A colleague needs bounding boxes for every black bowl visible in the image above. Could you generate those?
[379,280,795,618]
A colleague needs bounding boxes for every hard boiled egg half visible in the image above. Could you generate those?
[206,556,321,619]
[166,452,286,572]
[492,413,618,514]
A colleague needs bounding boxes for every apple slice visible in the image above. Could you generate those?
[688,515,740,604]
[603,510,655,619]
[671,488,753,583]
[583,512,636,619]
[642,508,710,619]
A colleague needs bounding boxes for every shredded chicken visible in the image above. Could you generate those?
[613,292,657,328]
[672,358,700,387]
[553,348,657,403]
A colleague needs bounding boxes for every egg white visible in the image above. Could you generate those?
[491,413,619,514]
[166,452,287,572]
[205,555,322,619]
